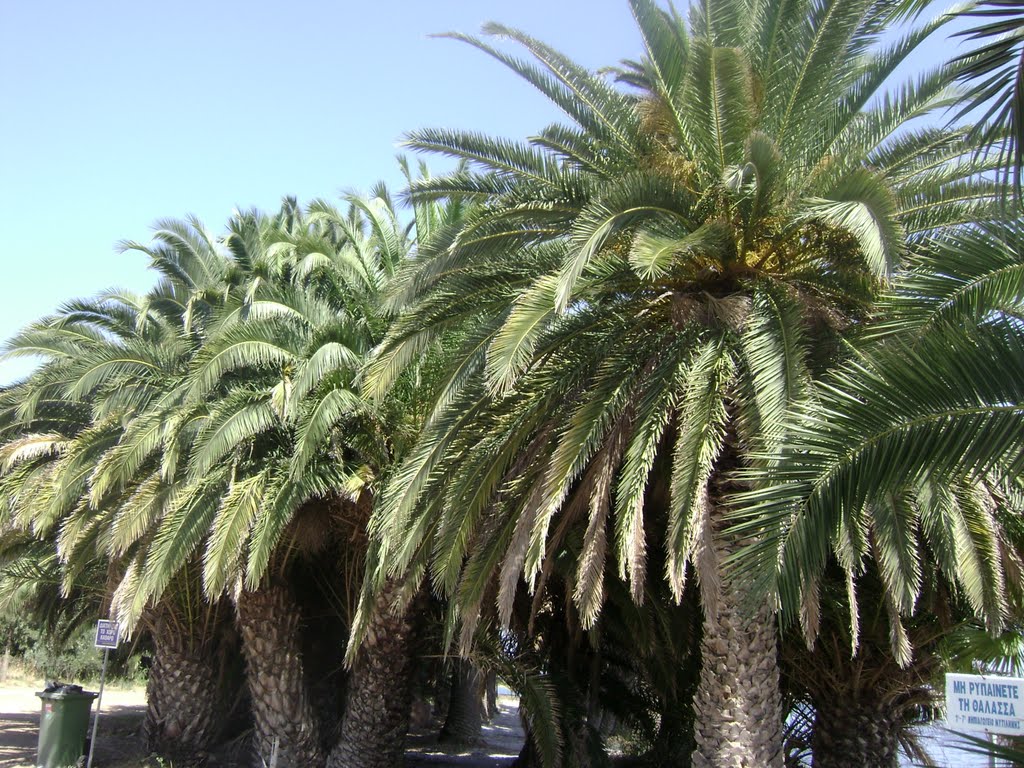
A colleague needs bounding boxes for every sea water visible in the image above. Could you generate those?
[900,725,1001,767]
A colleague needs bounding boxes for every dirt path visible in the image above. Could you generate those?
[405,701,523,766]
[0,684,148,768]
[0,684,523,767]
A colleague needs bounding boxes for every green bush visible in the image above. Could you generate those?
[3,618,147,686]
[24,626,105,682]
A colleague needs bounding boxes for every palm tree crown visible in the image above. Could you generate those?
[371,0,997,633]
[365,2,1004,763]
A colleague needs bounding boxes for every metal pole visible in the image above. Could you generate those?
[990,731,997,768]
[86,647,108,768]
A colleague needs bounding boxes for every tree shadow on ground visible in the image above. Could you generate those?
[0,701,525,768]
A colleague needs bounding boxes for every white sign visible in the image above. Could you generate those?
[946,672,1024,736]
[94,620,120,650]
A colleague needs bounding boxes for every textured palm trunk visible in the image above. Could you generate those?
[237,582,324,768]
[143,600,230,759]
[439,659,484,744]
[691,566,783,767]
[144,642,224,757]
[812,698,901,768]
[485,670,499,720]
[327,580,415,768]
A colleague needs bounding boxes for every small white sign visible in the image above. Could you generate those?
[94,620,120,650]
[946,672,1024,736]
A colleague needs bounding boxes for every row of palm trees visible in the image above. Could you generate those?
[0,187,452,766]
[1,1,1023,767]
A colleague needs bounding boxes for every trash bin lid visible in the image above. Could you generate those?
[36,682,98,700]
[36,690,99,700]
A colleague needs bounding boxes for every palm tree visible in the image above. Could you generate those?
[365,1,1000,764]
[734,220,1024,765]
[0,287,242,760]
[95,202,367,767]
[105,180,468,768]
[779,565,991,768]
[0,207,343,766]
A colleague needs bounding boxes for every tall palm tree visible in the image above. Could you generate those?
[2,207,344,766]
[88,202,366,767]
[779,564,1011,768]
[733,220,1024,766]
[365,1,999,764]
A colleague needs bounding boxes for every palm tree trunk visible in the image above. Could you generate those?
[440,659,484,744]
[237,582,324,768]
[327,580,415,768]
[144,641,224,758]
[812,698,901,768]
[691,567,783,767]
[485,670,499,720]
[143,606,229,761]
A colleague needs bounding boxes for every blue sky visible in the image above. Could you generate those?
[0,1,964,383]
[0,1,641,382]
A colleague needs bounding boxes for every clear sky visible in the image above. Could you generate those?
[0,1,642,382]
[0,1,964,383]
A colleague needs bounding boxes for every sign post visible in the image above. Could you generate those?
[87,620,120,768]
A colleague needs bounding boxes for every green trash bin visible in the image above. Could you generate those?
[35,684,99,768]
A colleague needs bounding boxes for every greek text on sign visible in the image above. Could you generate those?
[946,673,1024,736]
[94,620,120,649]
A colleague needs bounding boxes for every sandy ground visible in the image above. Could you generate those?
[0,683,523,768]
[0,684,149,768]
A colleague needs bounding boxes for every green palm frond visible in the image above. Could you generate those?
[462,21,640,155]
[109,473,177,556]
[485,273,559,396]
[0,433,67,472]
[88,404,174,506]
[950,0,1024,197]
[187,318,302,400]
[243,470,306,589]
[126,476,227,627]
[189,389,277,477]
[733,323,1024,628]
[627,0,691,138]
[666,338,732,601]
[404,129,563,189]
[736,283,811,454]
[869,221,1024,338]
[799,168,904,279]
[202,469,268,596]
[559,171,695,310]
[687,39,757,177]
[290,387,364,478]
